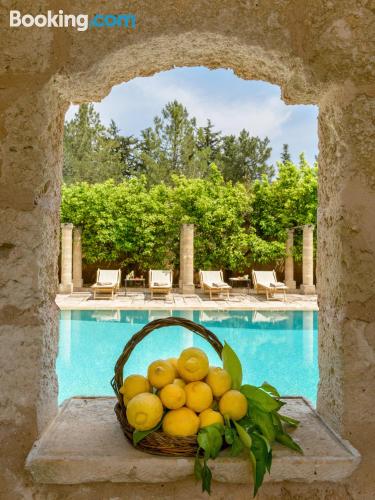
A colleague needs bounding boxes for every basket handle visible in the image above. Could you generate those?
[111,316,223,407]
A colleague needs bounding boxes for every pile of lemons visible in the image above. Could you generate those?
[121,347,248,437]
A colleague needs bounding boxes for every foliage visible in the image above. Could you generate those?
[251,156,318,260]
[61,159,317,271]
[64,101,275,186]
[192,344,302,497]
[64,104,125,184]
[61,165,279,271]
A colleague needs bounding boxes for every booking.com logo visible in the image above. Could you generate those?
[9,10,136,32]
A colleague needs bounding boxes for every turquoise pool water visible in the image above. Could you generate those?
[57,310,318,406]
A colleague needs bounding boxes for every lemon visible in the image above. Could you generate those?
[205,367,232,398]
[162,407,200,436]
[119,374,151,406]
[126,393,163,431]
[160,383,186,409]
[185,381,213,413]
[219,390,248,421]
[166,357,179,378]
[199,408,224,428]
[177,347,209,382]
[147,359,175,389]
[173,378,186,388]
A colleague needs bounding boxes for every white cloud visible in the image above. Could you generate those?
[125,77,292,139]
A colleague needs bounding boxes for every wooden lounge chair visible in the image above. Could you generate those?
[91,269,121,300]
[199,270,232,300]
[252,270,288,301]
[149,270,173,299]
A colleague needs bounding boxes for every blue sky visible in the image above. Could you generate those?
[66,67,318,166]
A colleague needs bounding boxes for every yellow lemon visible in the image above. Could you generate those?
[147,359,175,389]
[185,381,213,413]
[219,390,248,421]
[166,357,179,378]
[173,378,186,388]
[160,383,186,410]
[199,408,224,428]
[162,407,200,436]
[177,347,209,382]
[205,367,232,398]
[126,393,163,431]
[119,374,151,406]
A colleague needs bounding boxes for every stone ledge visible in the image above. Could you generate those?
[26,397,360,485]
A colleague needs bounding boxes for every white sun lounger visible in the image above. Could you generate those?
[252,270,288,301]
[149,270,173,299]
[199,270,232,300]
[91,269,121,300]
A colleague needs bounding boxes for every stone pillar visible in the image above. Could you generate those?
[72,227,83,290]
[317,91,375,498]
[180,224,195,295]
[59,223,73,293]
[178,226,185,289]
[300,224,315,294]
[0,85,62,496]
[285,229,296,289]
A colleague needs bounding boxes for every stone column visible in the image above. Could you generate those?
[317,91,375,498]
[72,227,83,290]
[180,224,195,295]
[59,223,73,294]
[178,226,185,289]
[300,224,315,294]
[285,229,296,289]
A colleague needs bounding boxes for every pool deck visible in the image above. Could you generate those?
[56,289,318,311]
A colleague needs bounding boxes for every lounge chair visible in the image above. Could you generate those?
[199,270,232,300]
[91,269,121,300]
[149,270,173,299]
[252,270,288,301]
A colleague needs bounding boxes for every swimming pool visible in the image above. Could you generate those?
[57,309,318,405]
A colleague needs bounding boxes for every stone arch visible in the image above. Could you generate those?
[0,1,374,498]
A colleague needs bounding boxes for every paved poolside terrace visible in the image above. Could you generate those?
[56,288,318,311]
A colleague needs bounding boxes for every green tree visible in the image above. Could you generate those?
[218,130,274,183]
[63,104,124,184]
[251,159,317,259]
[281,143,291,164]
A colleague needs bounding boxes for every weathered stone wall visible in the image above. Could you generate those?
[0,1,374,498]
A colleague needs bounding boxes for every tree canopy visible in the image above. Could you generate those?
[62,102,317,272]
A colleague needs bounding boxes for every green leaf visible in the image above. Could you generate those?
[249,449,257,484]
[197,431,211,460]
[202,461,212,494]
[279,414,300,428]
[261,382,280,398]
[249,406,276,443]
[266,449,273,473]
[250,432,269,497]
[230,433,244,456]
[198,425,223,459]
[234,421,252,448]
[224,426,234,445]
[222,341,242,389]
[276,431,303,454]
[132,420,162,446]
[194,450,203,480]
[241,384,283,412]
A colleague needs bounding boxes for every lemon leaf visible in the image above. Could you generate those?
[234,421,252,448]
[222,341,242,389]
[132,420,162,446]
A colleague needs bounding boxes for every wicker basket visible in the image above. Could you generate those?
[111,316,223,456]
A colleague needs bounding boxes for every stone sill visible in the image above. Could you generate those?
[26,397,360,485]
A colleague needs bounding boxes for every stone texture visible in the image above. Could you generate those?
[26,397,360,485]
[285,229,296,289]
[0,1,374,498]
[300,225,316,294]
